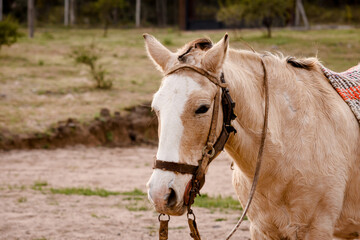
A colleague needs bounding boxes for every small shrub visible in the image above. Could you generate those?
[106,131,113,142]
[163,37,173,46]
[70,44,113,89]
[0,17,22,52]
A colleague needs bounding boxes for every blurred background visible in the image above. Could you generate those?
[0,0,359,144]
[0,1,359,239]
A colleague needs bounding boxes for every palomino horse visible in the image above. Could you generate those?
[144,34,360,239]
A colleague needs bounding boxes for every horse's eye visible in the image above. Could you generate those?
[195,105,210,114]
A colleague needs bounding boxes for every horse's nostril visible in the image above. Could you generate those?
[165,188,177,207]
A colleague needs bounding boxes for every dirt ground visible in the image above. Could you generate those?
[0,147,250,240]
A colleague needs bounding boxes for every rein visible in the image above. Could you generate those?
[154,58,269,240]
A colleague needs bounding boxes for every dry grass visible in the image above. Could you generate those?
[0,27,359,133]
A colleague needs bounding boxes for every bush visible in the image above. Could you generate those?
[0,17,22,51]
[70,44,113,89]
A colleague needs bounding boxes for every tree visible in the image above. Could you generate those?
[0,17,22,52]
[94,0,126,37]
[294,0,309,29]
[135,0,141,27]
[70,0,76,26]
[156,0,167,27]
[218,0,292,38]
[0,0,3,21]
[64,0,69,26]
[28,0,34,38]
[65,0,76,26]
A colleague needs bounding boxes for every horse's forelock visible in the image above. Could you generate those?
[178,38,213,62]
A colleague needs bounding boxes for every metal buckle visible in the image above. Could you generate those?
[187,209,196,221]
[158,213,170,222]
[202,145,215,158]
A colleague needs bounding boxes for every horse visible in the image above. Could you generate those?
[144,33,360,239]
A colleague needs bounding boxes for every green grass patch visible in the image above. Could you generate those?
[31,184,147,200]
[123,196,144,201]
[125,205,149,211]
[121,188,146,196]
[17,197,27,203]
[122,188,149,211]
[215,218,227,222]
[169,226,186,230]
[6,184,26,191]
[31,181,48,191]
[50,187,120,197]
[193,194,242,211]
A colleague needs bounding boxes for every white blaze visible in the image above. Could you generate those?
[147,74,201,205]
[152,74,202,163]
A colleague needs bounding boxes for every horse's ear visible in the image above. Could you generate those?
[143,33,175,73]
[202,34,229,73]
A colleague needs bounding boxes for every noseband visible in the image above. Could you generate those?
[153,64,237,208]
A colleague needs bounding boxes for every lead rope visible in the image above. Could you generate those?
[187,209,201,240]
[225,57,269,239]
[158,214,170,240]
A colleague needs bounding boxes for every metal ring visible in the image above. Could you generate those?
[158,213,170,222]
[187,210,196,221]
[202,145,215,158]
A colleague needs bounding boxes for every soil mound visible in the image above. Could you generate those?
[0,103,158,150]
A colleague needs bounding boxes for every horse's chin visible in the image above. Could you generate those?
[155,203,187,216]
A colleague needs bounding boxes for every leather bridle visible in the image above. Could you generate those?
[154,64,237,209]
[154,57,269,240]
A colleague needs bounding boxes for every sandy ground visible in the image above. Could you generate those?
[0,147,250,240]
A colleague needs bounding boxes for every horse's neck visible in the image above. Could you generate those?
[225,50,266,130]
[223,50,278,177]
[223,50,327,177]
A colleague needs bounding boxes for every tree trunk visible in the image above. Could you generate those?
[295,0,309,29]
[113,8,118,25]
[297,0,309,29]
[263,17,272,38]
[64,0,69,26]
[70,0,75,26]
[161,0,167,27]
[295,0,300,26]
[28,0,34,38]
[103,15,110,37]
[135,0,141,27]
[267,25,272,38]
[156,0,167,27]
[0,0,3,21]
[156,0,161,26]
[179,0,186,30]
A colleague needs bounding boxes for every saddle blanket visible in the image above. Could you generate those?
[321,64,360,123]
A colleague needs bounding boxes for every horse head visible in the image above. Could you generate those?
[144,34,230,216]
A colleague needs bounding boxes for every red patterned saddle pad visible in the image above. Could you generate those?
[321,64,360,123]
